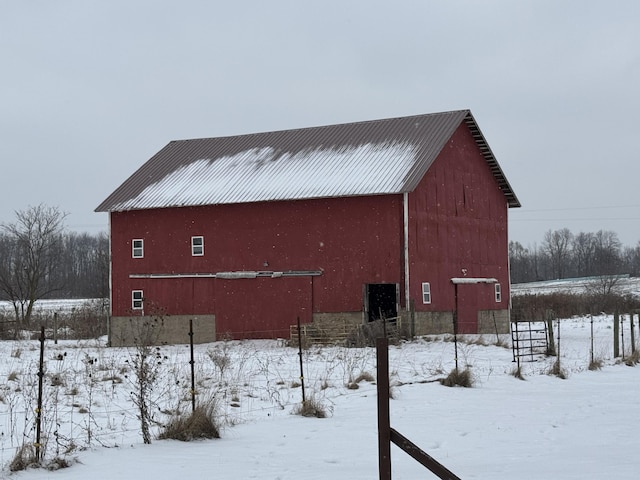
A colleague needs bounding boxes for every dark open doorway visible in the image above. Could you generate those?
[365,283,398,322]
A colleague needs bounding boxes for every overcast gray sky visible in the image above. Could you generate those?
[2,1,639,247]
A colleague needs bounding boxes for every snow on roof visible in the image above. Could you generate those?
[110,142,416,211]
[96,110,520,212]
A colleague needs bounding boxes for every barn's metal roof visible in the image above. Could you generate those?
[96,110,520,212]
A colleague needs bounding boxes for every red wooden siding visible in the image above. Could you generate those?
[408,123,510,332]
[110,194,404,337]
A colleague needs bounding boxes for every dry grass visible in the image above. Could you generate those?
[293,396,328,418]
[440,367,474,388]
[347,371,375,390]
[624,349,640,366]
[158,403,221,441]
[510,365,525,380]
[588,358,604,371]
[9,444,38,472]
[548,360,567,379]
[45,456,73,471]
[354,371,375,383]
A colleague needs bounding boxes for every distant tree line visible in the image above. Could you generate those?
[510,228,640,284]
[0,205,108,327]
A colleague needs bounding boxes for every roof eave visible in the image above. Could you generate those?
[463,112,521,209]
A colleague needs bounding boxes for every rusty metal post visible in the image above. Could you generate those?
[453,283,459,372]
[377,337,391,480]
[614,311,620,358]
[35,326,45,461]
[590,314,595,365]
[630,313,636,354]
[556,317,561,371]
[621,315,625,359]
[189,319,196,413]
[297,317,306,403]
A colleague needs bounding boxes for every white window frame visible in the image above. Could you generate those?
[132,239,144,258]
[494,283,502,303]
[421,282,431,304]
[132,290,144,310]
[191,236,204,256]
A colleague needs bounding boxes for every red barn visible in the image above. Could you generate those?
[96,110,520,346]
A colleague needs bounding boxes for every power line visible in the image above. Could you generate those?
[511,217,640,222]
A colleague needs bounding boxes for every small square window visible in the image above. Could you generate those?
[421,282,431,304]
[132,239,144,258]
[132,290,144,310]
[192,236,204,256]
[495,283,502,303]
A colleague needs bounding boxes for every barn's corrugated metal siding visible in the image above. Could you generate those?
[96,110,520,212]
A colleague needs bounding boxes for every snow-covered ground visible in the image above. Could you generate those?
[511,275,640,297]
[0,299,102,316]
[1,314,638,479]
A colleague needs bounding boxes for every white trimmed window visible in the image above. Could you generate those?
[421,282,431,304]
[495,283,502,303]
[132,290,144,310]
[191,236,204,256]
[132,239,144,258]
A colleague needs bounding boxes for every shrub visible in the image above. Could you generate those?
[588,358,604,371]
[548,360,567,379]
[159,404,220,442]
[512,292,640,321]
[9,444,38,472]
[624,349,640,366]
[293,396,328,418]
[45,456,72,471]
[354,371,375,383]
[510,365,525,380]
[440,368,474,387]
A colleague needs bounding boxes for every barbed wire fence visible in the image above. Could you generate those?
[0,321,382,470]
[0,311,635,470]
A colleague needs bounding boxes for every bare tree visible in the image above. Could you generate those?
[585,230,623,297]
[592,230,622,276]
[509,241,533,283]
[621,242,640,277]
[0,205,67,328]
[53,231,109,298]
[542,228,573,279]
[571,232,596,277]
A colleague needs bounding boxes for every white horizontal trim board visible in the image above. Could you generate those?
[129,270,323,279]
[450,277,498,284]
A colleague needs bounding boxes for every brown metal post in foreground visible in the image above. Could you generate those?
[189,319,196,413]
[36,326,45,461]
[453,283,459,371]
[377,337,391,480]
[376,336,462,480]
[630,314,636,354]
[297,317,306,403]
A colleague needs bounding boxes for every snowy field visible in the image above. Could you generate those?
[0,313,638,479]
[0,299,99,316]
[511,275,640,297]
